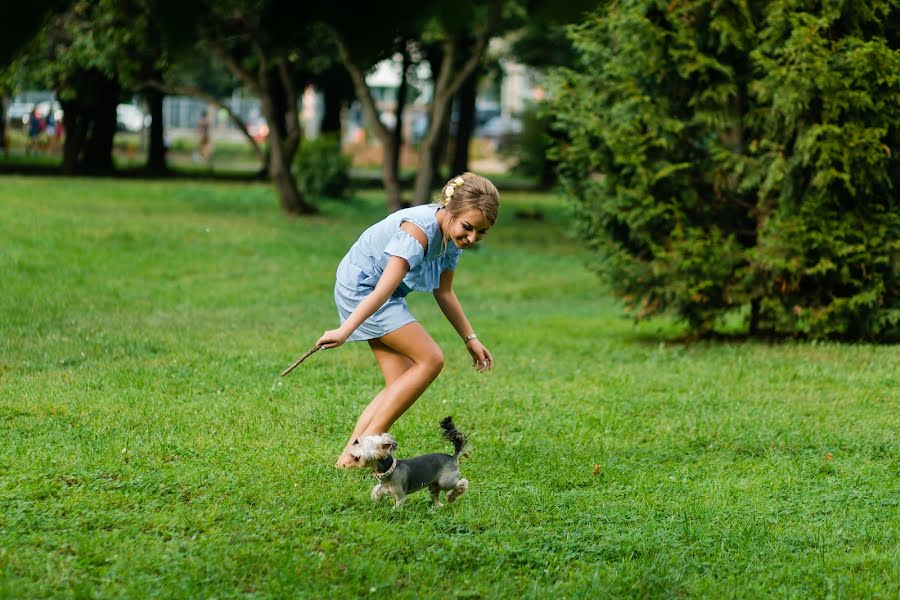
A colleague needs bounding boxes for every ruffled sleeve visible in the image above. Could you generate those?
[443,248,462,272]
[383,226,426,270]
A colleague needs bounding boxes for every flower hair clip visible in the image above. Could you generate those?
[443,176,466,203]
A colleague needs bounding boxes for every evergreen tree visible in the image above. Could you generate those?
[550,0,899,340]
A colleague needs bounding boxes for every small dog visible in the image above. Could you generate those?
[351,416,469,508]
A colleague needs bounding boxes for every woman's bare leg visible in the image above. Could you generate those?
[359,323,444,434]
[336,339,413,466]
[336,323,443,467]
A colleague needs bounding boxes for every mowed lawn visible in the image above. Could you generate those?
[0,176,897,598]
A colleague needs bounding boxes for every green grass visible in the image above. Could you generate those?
[1,176,897,598]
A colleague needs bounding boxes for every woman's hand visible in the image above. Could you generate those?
[466,339,493,373]
[317,327,350,350]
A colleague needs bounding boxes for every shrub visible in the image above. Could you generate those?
[506,103,558,189]
[549,0,900,340]
[293,134,351,200]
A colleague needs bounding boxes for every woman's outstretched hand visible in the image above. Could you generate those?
[466,340,493,373]
[317,328,349,350]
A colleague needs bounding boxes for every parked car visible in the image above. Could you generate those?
[477,115,523,139]
[476,114,523,150]
[116,104,149,132]
[6,101,33,130]
[474,106,501,129]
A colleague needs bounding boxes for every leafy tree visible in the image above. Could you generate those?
[447,39,484,176]
[747,0,900,338]
[5,0,167,174]
[0,0,62,155]
[145,48,265,171]
[0,1,69,65]
[550,0,899,340]
[331,0,504,210]
[328,2,432,211]
[150,0,324,214]
[10,1,128,173]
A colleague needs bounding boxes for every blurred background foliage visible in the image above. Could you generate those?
[549,0,899,341]
[1,0,897,341]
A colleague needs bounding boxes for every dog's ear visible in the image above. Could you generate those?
[380,433,398,452]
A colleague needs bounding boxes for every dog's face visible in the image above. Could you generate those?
[349,433,397,468]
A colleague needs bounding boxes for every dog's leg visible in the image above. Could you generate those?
[447,478,469,503]
[391,492,406,509]
[428,483,443,508]
[371,483,386,502]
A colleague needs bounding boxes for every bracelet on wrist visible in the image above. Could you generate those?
[463,334,478,344]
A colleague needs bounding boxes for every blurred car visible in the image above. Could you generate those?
[116,104,149,132]
[476,115,523,140]
[6,101,34,129]
[476,115,523,151]
[474,105,501,129]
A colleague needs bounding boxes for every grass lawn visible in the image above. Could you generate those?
[1,176,897,598]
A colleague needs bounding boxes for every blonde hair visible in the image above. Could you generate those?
[438,172,500,225]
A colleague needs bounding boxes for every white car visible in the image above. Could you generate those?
[477,115,523,140]
[116,104,150,132]
[7,102,34,128]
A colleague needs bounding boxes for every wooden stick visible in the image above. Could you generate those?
[281,344,322,377]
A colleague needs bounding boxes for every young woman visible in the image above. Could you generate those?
[317,172,500,468]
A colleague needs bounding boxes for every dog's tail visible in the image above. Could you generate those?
[440,416,469,457]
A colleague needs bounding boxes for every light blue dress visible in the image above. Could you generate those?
[334,203,462,341]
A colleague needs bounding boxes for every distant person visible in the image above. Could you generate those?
[44,110,57,152]
[195,110,211,164]
[44,110,55,137]
[316,172,500,469]
[55,114,65,147]
[27,108,42,154]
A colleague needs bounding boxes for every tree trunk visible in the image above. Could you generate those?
[81,118,116,173]
[333,31,403,212]
[320,73,344,135]
[382,142,403,212]
[321,91,342,135]
[431,100,453,185]
[0,94,7,155]
[203,30,313,213]
[270,141,307,213]
[145,87,167,173]
[749,298,761,336]
[80,88,118,174]
[58,70,119,175]
[331,0,502,209]
[265,121,314,214]
[384,48,412,212]
[452,67,478,175]
[60,99,86,174]
[411,2,502,204]
[143,79,264,169]
[261,85,315,215]
[412,91,455,204]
